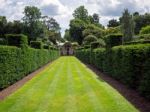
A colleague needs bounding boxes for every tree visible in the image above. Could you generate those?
[73,6,89,22]
[69,19,86,45]
[41,16,62,45]
[42,16,60,32]
[133,13,150,34]
[0,16,7,36]
[92,13,99,24]
[88,13,103,28]
[121,9,134,42]
[22,6,43,41]
[107,19,120,27]
[64,29,73,41]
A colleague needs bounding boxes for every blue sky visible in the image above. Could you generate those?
[0,0,150,36]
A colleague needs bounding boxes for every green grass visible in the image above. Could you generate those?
[0,56,139,112]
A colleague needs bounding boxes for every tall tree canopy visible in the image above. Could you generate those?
[121,9,134,42]
[133,13,150,34]
[64,29,73,41]
[23,6,43,41]
[0,16,7,36]
[107,19,120,27]
[69,19,86,45]
[73,6,89,22]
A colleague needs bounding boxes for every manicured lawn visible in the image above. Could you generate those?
[0,56,139,112]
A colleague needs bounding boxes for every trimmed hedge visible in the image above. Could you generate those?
[105,34,122,48]
[30,41,43,49]
[76,44,150,99]
[0,45,59,89]
[43,44,49,49]
[124,40,150,45]
[5,34,28,47]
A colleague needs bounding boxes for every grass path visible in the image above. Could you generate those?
[0,56,139,112]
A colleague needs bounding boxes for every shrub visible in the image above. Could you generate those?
[82,24,104,38]
[49,46,54,50]
[75,43,150,99]
[140,25,150,34]
[83,35,97,45]
[30,41,43,49]
[138,34,150,40]
[84,45,90,49]
[0,45,59,89]
[124,39,150,45]
[105,34,122,48]
[91,42,100,49]
[5,34,28,47]
[43,44,49,49]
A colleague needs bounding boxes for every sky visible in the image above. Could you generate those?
[0,0,150,36]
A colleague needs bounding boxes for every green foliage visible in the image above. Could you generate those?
[133,13,150,34]
[64,29,73,41]
[107,19,120,27]
[22,6,44,41]
[72,42,79,49]
[0,16,7,35]
[121,9,134,42]
[124,39,150,45]
[84,45,90,49]
[91,42,100,49]
[82,24,104,38]
[73,6,89,22]
[0,35,7,45]
[83,35,97,45]
[104,26,121,35]
[69,19,86,45]
[5,34,28,47]
[43,44,49,49]
[76,44,150,99]
[30,41,43,49]
[105,34,122,48]
[91,39,105,49]
[0,46,59,89]
[140,25,150,34]
[138,34,150,40]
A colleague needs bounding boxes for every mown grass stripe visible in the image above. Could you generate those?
[35,60,65,112]
[73,57,103,112]
[46,57,68,112]
[65,57,78,112]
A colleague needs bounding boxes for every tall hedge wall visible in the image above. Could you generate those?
[75,44,150,99]
[0,46,59,89]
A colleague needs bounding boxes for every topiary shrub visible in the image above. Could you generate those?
[140,25,150,34]
[5,34,28,47]
[91,42,100,49]
[105,34,122,48]
[30,41,43,49]
[84,45,90,49]
[124,39,150,45]
[43,44,49,49]
[138,34,150,40]
[83,35,97,45]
